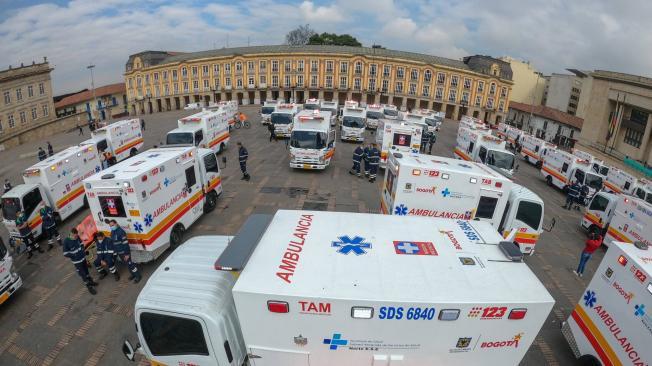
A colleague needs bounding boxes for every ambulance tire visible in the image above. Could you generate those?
[204,191,218,213]
[578,355,601,366]
[130,148,138,157]
[535,161,543,169]
[545,175,553,187]
[169,224,185,250]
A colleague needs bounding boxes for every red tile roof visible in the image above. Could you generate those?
[54,83,125,109]
[508,101,583,130]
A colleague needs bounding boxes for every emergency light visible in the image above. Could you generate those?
[441,173,450,180]
[508,308,527,320]
[267,301,289,313]
[438,309,460,321]
[351,307,374,319]
[647,283,652,295]
[617,255,628,266]
[469,178,477,184]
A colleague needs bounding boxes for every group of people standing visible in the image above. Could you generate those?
[37,142,54,161]
[562,180,591,210]
[350,143,380,183]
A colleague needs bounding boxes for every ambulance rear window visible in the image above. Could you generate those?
[392,133,411,147]
[140,312,209,357]
[99,196,127,218]
[96,139,108,153]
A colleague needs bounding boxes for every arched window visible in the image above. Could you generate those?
[424,70,432,82]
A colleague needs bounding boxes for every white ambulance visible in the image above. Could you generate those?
[455,126,516,177]
[289,110,336,170]
[2,145,101,239]
[496,122,522,146]
[603,195,651,247]
[260,100,278,124]
[124,210,554,366]
[519,134,555,167]
[80,118,144,162]
[83,146,222,263]
[303,98,321,111]
[424,111,445,132]
[0,238,22,306]
[633,179,652,204]
[382,104,400,119]
[573,148,610,177]
[205,100,238,128]
[319,100,338,126]
[364,104,384,129]
[381,153,546,254]
[540,148,603,195]
[581,191,618,237]
[375,119,422,168]
[460,115,487,130]
[603,167,637,195]
[340,106,366,142]
[166,109,230,154]
[402,112,429,133]
[271,103,300,138]
[562,241,651,366]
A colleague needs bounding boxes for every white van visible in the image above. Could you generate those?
[166,109,230,153]
[80,118,144,162]
[289,110,336,170]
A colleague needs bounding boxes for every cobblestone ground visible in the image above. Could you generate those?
[0,105,594,365]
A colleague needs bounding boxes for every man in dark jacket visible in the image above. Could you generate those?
[40,206,61,250]
[47,142,54,156]
[362,144,371,178]
[237,142,250,181]
[420,131,431,153]
[93,232,120,281]
[267,123,276,142]
[428,132,437,154]
[563,181,581,210]
[349,145,363,177]
[37,147,47,161]
[16,210,42,258]
[368,143,380,183]
[109,220,141,283]
[63,228,97,294]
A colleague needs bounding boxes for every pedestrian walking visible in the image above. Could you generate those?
[16,210,43,258]
[93,232,120,281]
[109,220,141,283]
[578,184,590,210]
[368,143,380,183]
[47,142,54,156]
[4,179,12,193]
[428,132,437,154]
[78,125,84,136]
[63,228,97,294]
[563,181,581,210]
[37,147,47,161]
[574,232,602,277]
[420,131,430,153]
[362,144,371,177]
[40,205,61,250]
[267,123,276,142]
[237,142,250,181]
[349,145,363,177]
[140,118,145,131]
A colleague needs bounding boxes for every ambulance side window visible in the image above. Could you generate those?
[498,201,511,233]
[467,141,474,154]
[588,194,609,212]
[185,166,197,187]
[194,130,203,146]
[635,188,645,200]
[22,188,43,216]
[478,146,487,163]
[203,153,219,173]
[96,139,108,153]
[624,181,631,190]
[476,196,498,219]
[561,163,569,173]
[515,201,542,230]
[574,169,585,184]
[140,312,209,357]
[534,145,540,152]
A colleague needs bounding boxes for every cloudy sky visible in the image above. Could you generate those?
[1,0,650,94]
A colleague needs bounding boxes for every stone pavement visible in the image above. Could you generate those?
[0,105,598,365]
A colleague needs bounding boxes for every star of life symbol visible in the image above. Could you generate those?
[583,290,597,308]
[441,188,451,197]
[331,236,372,255]
[133,222,144,233]
[394,204,408,216]
[144,214,153,227]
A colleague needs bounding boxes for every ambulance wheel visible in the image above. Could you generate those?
[204,191,218,213]
[578,355,601,366]
[170,224,185,249]
[535,161,543,169]
[546,175,553,187]
[130,148,138,157]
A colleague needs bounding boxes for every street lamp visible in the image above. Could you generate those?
[87,64,98,121]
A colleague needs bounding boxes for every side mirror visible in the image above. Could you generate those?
[543,217,556,232]
[122,339,140,361]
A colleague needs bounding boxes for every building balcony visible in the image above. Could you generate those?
[225,85,232,90]
[204,87,211,92]
[259,83,267,88]
[248,84,256,89]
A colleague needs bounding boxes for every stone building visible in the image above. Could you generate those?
[124,45,513,124]
[541,72,584,116]
[499,56,546,105]
[507,101,583,148]
[55,83,128,121]
[0,58,56,137]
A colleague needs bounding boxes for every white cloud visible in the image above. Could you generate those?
[381,17,417,38]
[299,1,344,23]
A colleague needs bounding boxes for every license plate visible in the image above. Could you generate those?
[0,291,9,305]
[303,164,312,169]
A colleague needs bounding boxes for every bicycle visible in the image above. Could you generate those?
[234,120,251,129]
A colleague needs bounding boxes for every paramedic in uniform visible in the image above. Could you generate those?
[93,232,120,281]
[237,142,250,181]
[109,220,142,283]
[349,145,363,177]
[63,228,98,295]
[40,205,61,250]
[16,210,43,258]
[362,144,371,177]
[368,143,380,183]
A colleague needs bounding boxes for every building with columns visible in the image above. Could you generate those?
[124,45,513,124]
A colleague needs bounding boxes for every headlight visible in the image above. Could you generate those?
[319,156,325,163]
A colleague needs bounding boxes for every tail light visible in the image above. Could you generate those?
[617,255,628,266]
[508,308,527,320]
[267,301,289,313]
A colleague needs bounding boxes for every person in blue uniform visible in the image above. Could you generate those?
[93,232,120,281]
[368,143,380,183]
[63,228,97,294]
[109,220,141,283]
[40,206,61,250]
[349,145,363,177]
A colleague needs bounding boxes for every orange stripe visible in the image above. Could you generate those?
[206,177,222,192]
[380,199,388,214]
[454,148,472,161]
[583,212,602,228]
[521,148,540,161]
[55,185,85,209]
[606,226,631,243]
[603,181,622,194]
[28,216,43,230]
[503,231,539,245]
[114,138,144,155]
[541,165,567,184]
[572,305,621,366]
[208,132,229,148]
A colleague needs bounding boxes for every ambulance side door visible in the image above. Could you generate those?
[182,162,203,222]
[249,347,310,366]
[200,151,222,196]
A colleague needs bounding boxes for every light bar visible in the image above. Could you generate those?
[267,301,289,313]
[617,255,628,266]
[351,307,374,319]
[508,308,527,320]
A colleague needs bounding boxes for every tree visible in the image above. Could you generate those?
[307,33,362,47]
[285,24,316,46]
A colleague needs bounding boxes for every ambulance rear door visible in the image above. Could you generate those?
[473,188,502,228]
[89,187,131,236]
[249,347,310,366]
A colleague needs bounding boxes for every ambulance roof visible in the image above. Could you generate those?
[25,145,86,171]
[343,107,365,115]
[294,110,331,132]
[305,98,320,104]
[510,184,543,204]
[263,100,278,105]
[274,104,297,112]
[2,183,40,198]
[93,118,137,135]
[321,100,337,106]
[180,109,221,122]
[85,146,196,182]
[615,242,652,273]
[394,153,507,180]
[137,236,236,314]
[234,210,553,304]
[366,104,383,111]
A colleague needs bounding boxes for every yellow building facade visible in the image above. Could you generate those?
[124,45,513,123]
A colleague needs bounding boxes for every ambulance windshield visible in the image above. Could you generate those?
[291,130,326,149]
[342,116,365,128]
[271,113,292,125]
[166,132,194,146]
[1,197,20,221]
[487,150,515,170]
[0,238,6,259]
[304,103,319,110]
[383,108,398,117]
[320,107,336,113]
[366,111,383,120]
[516,201,542,230]
[261,106,275,115]
[584,173,603,190]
